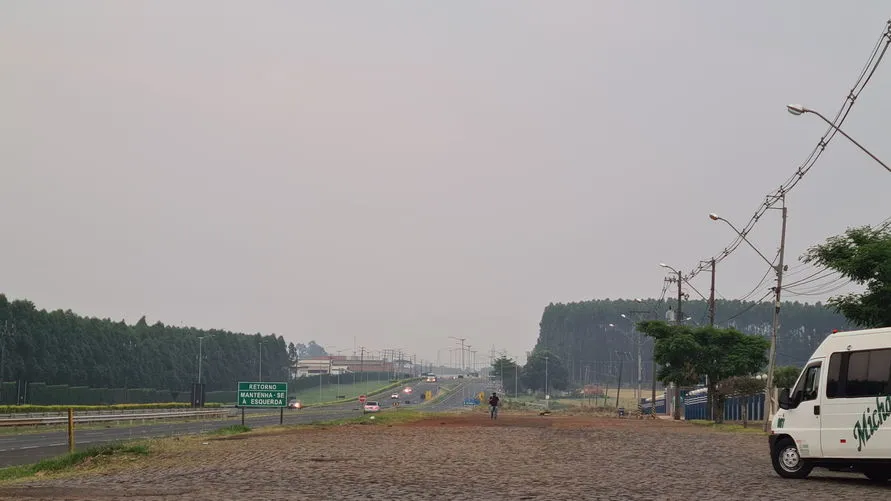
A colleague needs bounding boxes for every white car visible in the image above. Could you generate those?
[390,393,399,399]
[363,401,381,413]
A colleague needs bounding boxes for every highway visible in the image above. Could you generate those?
[0,378,488,468]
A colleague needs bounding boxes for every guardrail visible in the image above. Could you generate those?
[0,408,224,420]
[0,409,231,427]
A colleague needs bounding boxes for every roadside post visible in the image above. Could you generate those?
[67,408,74,453]
[236,381,288,426]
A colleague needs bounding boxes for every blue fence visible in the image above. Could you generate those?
[684,390,766,422]
[640,395,666,414]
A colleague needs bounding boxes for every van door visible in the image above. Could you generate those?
[821,348,891,459]
[781,360,823,459]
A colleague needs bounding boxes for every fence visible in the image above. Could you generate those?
[1,372,403,406]
[683,388,767,422]
[640,394,666,414]
[1,382,192,406]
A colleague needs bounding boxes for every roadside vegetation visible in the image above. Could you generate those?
[0,443,150,483]
[687,419,767,435]
[208,424,251,435]
[0,402,222,414]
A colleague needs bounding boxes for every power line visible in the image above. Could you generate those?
[783,268,839,288]
[678,19,891,284]
[784,279,853,297]
[717,290,774,324]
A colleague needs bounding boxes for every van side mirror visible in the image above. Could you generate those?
[778,388,792,410]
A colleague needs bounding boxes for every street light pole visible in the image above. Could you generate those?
[198,336,204,384]
[258,340,263,382]
[787,104,890,173]
[545,355,549,410]
[660,263,684,420]
[709,199,787,432]
[709,258,716,326]
[448,337,466,372]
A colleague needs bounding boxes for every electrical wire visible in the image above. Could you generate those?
[676,20,891,284]
[682,279,709,302]
[784,279,854,297]
[717,290,774,324]
[657,277,670,303]
[783,268,840,288]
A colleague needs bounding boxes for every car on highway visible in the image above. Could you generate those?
[287,400,303,410]
[390,393,399,399]
[363,401,381,413]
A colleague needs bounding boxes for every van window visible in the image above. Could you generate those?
[794,363,821,402]
[826,348,891,398]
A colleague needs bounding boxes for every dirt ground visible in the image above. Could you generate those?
[0,412,889,500]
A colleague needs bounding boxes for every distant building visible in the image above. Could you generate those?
[293,356,394,378]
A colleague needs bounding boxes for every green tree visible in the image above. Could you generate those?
[491,356,521,396]
[636,321,701,419]
[803,224,891,328]
[637,321,769,421]
[690,325,769,421]
[522,350,568,394]
[0,294,294,402]
[773,365,801,390]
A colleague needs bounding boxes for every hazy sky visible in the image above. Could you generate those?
[2,1,889,366]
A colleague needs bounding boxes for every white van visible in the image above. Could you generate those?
[770,327,891,481]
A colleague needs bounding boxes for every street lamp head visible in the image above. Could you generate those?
[608,323,615,328]
[786,104,806,116]
[620,314,627,319]
[659,262,668,268]
[709,213,720,221]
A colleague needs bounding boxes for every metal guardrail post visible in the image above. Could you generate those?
[67,408,74,453]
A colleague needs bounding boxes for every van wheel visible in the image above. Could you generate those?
[862,467,891,482]
[771,438,813,479]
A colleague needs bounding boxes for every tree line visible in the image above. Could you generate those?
[0,295,310,395]
[532,298,851,389]
[531,221,891,390]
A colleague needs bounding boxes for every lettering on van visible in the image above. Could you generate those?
[853,396,891,452]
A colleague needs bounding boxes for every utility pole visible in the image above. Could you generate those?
[258,340,263,382]
[360,347,365,382]
[449,337,466,372]
[708,258,716,326]
[636,327,642,407]
[545,355,549,410]
[706,258,716,421]
[515,363,518,399]
[198,336,205,384]
[764,197,788,431]
[0,321,10,390]
[675,271,683,326]
[656,265,683,418]
[674,270,682,420]
[615,352,625,408]
[709,196,788,431]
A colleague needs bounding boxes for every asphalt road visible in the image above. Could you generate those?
[0,378,484,468]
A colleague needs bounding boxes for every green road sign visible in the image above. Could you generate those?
[237,381,288,407]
